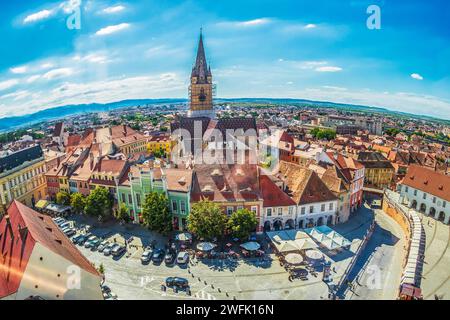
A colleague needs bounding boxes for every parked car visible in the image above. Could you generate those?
[165,277,189,290]
[75,234,89,245]
[152,248,165,264]
[97,240,110,253]
[59,221,71,229]
[176,251,189,265]
[164,251,176,265]
[141,250,153,264]
[84,236,98,248]
[104,243,118,256]
[60,226,71,233]
[53,217,65,224]
[71,234,83,244]
[89,238,101,250]
[112,245,126,257]
[64,228,76,237]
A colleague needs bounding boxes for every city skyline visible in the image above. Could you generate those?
[0,0,449,120]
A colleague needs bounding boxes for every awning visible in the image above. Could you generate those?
[240,241,260,251]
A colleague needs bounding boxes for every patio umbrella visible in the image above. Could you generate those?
[305,249,324,261]
[284,253,304,265]
[175,232,192,241]
[294,238,318,250]
[197,242,216,251]
[240,241,261,251]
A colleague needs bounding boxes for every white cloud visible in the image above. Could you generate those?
[217,18,272,28]
[27,75,41,83]
[411,73,423,80]
[0,79,19,91]
[315,66,342,72]
[10,66,28,74]
[43,68,73,80]
[60,0,82,14]
[23,9,53,24]
[0,90,30,101]
[304,24,317,29]
[40,63,54,69]
[95,23,130,36]
[102,5,125,14]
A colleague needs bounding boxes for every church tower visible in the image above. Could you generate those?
[188,30,215,118]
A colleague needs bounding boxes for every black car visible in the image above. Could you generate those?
[152,248,165,263]
[165,277,189,289]
[164,251,176,265]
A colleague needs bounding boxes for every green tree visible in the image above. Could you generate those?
[56,191,71,206]
[98,263,105,275]
[188,200,228,240]
[70,192,86,214]
[84,187,113,217]
[227,208,258,239]
[141,192,172,234]
[115,203,130,223]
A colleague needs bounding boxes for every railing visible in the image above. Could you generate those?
[335,219,376,297]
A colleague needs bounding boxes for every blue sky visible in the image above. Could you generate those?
[0,0,449,119]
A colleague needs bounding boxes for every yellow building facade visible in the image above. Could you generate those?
[0,146,47,214]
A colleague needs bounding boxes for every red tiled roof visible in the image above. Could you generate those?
[402,165,450,202]
[259,175,295,207]
[0,201,99,298]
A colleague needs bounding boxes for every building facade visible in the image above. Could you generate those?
[0,145,47,214]
[398,165,450,224]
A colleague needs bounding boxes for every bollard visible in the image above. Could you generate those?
[204,281,207,285]
[218,288,221,293]
[211,284,214,289]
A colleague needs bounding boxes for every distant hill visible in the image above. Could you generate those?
[0,99,187,133]
[0,97,448,133]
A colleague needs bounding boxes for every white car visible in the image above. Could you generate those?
[104,243,119,256]
[97,240,110,253]
[141,250,153,264]
[176,251,189,265]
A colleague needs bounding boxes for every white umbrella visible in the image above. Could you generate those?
[284,253,304,265]
[197,242,216,251]
[240,241,261,251]
[305,249,324,261]
[176,232,192,241]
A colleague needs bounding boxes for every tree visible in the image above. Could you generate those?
[84,187,113,217]
[311,128,336,141]
[227,208,258,239]
[141,192,172,234]
[56,191,71,206]
[188,200,228,240]
[70,192,86,214]
[115,203,130,223]
[98,263,105,275]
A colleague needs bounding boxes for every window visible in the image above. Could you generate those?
[329,203,333,211]
[128,194,132,204]
[288,207,293,215]
[423,193,426,200]
[136,194,141,207]
[121,193,126,203]
[413,190,417,196]
[405,186,409,193]
[251,206,257,214]
[433,197,436,204]
[309,206,314,214]
[444,201,447,208]
[227,207,233,215]
[172,200,178,212]
[180,201,186,214]
[278,208,283,216]
[267,208,272,217]
[301,207,305,215]
[321,204,325,212]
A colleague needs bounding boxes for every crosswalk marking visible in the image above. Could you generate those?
[195,290,217,300]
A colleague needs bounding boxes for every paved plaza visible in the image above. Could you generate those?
[67,204,384,300]
[419,213,450,300]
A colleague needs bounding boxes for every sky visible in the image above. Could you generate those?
[0,0,449,120]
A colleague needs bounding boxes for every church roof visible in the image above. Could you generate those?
[191,30,211,83]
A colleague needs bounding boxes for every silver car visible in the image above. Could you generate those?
[104,243,119,256]
[97,240,110,253]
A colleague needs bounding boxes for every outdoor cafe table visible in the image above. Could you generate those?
[305,249,324,261]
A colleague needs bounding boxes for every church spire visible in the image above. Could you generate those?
[192,29,209,83]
